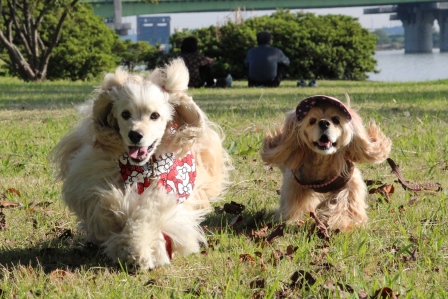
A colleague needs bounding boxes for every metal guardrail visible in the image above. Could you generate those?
[82,0,448,18]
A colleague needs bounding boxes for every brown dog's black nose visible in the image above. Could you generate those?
[318,120,330,130]
[128,130,143,144]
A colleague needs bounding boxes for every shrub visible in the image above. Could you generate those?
[169,10,377,80]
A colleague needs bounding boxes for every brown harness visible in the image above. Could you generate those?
[292,160,354,193]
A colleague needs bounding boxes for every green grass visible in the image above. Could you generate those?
[0,78,447,298]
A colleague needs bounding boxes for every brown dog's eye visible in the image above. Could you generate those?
[150,112,160,120]
[309,118,316,125]
[121,111,131,120]
[331,117,340,125]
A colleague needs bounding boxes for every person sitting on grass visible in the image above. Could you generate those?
[179,36,214,88]
[244,31,290,87]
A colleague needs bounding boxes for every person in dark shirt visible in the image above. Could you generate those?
[179,36,214,88]
[244,31,290,87]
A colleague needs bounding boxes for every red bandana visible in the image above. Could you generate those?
[118,152,196,202]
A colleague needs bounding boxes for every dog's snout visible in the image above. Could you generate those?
[318,120,330,130]
[128,130,143,144]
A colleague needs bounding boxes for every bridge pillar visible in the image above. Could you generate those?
[437,10,448,52]
[396,4,435,53]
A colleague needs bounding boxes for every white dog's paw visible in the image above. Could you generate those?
[104,232,171,270]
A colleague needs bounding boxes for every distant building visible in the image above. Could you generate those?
[137,16,171,52]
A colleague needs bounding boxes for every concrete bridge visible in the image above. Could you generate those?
[84,0,448,53]
[365,2,448,52]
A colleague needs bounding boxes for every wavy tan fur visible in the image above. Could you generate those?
[51,58,230,269]
[261,96,391,231]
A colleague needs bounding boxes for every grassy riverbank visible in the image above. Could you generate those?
[1,78,447,298]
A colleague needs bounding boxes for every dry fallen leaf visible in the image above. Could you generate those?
[322,280,355,297]
[251,226,269,240]
[358,289,369,299]
[0,211,6,230]
[58,229,73,239]
[251,290,265,299]
[372,287,399,299]
[223,201,245,214]
[254,252,267,271]
[50,269,69,280]
[249,278,265,289]
[266,223,285,243]
[290,270,316,290]
[0,201,18,208]
[270,249,285,266]
[285,245,298,260]
[143,279,157,286]
[5,188,21,198]
[309,212,330,241]
[408,197,420,206]
[239,253,255,263]
[370,184,395,202]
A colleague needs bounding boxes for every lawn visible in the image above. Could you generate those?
[0,78,447,298]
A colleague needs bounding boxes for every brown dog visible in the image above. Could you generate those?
[262,95,391,231]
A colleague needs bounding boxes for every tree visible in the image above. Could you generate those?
[373,29,390,46]
[45,4,122,81]
[116,40,155,72]
[0,0,79,81]
[170,10,378,80]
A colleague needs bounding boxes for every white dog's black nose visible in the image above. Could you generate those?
[128,130,143,144]
[319,120,330,130]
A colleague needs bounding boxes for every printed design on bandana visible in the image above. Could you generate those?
[118,152,196,202]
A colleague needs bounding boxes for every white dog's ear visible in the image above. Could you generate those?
[147,58,189,93]
[91,93,122,153]
[345,112,392,164]
[92,94,118,130]
[162,93,205,156]
[261,111,307,169]
[150,58,206,155]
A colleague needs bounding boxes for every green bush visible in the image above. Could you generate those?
[45,4,122,81]
[169,10,377,80]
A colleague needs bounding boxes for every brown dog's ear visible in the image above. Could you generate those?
[91,93,122,153]
[261,111,306,169]
[345,113,392,164]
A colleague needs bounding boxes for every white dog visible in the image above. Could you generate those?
[261,95,391,231]
[51,59,230,269]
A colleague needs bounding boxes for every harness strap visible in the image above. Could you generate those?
[292,160,354,193]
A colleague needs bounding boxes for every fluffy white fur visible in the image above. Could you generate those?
[51,59,230,269]
[261,96,391,231]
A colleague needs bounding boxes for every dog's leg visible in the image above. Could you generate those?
[277,171,320,222]
[103,187,206,270]
[316,168,368,231]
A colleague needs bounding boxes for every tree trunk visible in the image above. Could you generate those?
[0,0,79,81]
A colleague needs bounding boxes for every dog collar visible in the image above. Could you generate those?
[292,160,354,193]
[117,151,196,202]
[296,95,352,122]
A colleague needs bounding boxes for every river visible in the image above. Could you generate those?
[367,49,448,82]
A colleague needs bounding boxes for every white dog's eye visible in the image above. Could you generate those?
[150,112,160,120]
[309,118,316,125]
[331,116,340,125]
[121,111,131,120]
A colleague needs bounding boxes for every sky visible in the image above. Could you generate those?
[123,6,404,35]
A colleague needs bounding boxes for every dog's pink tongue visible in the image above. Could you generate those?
[128,146,148,159]
[318,140,331,147]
